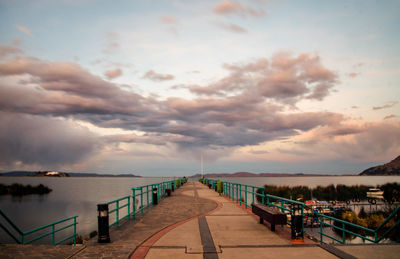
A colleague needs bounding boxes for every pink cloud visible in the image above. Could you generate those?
[159,16,179,23]
[0,45,23,58]
[373,101,398,110]
[348,72,358,78]
[142,70,174,81]
[104,68,122,79]
[189,52,337,103]
[16,25,32,36]
[216,22,248,33]
[214,0,265,17]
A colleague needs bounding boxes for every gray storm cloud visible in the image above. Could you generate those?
[0,112,98,166]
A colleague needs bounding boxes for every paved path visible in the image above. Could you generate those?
[1,181,399,259]
[142,182,337,259]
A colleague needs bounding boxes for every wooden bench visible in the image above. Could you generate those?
[252,204,287,231]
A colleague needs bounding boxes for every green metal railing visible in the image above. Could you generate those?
[0,209,77,245]
[202,178,400,245]
[202,178,305,237]
[107,196,130,227]
[103,178,184,228]
[318,206,400,244]
[132,180,178,217]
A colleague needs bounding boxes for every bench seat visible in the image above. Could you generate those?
[252,203,287,231]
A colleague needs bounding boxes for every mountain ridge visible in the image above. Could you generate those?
[359,155,400,176]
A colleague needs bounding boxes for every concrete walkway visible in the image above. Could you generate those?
[1,181,399,259]
[133,181,400,259]
[142,182,337,259]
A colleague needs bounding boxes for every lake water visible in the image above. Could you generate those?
[1,176,399,244]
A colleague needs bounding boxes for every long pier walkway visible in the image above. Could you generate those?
[1,181,399,259]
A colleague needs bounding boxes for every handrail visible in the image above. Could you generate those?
[0,209,23,235]
[202,178,305,238]
[317,206,400,244]
[102,178,185,230]
[0,209,78,245]
[106,196,130,227]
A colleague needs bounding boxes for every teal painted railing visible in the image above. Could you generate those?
[318,206,400,244]
[0,209,77,245]
[202,178,305,238]
[107,196,130,227]
[103,178,185,228]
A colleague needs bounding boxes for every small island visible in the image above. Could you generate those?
[0,183,52,196]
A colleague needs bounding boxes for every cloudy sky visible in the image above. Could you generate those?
[0,0,399,176]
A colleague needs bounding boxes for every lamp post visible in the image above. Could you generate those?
[97,204,110,243]
[152,188,158,205]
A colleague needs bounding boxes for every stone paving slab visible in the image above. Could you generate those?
[0,244,84,259]
[334,244,400,259]
[218,246,338,259]
[206,215,289,246]
[154,218,201,247]
[146,248,202,259]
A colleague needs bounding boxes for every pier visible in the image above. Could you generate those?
[1,181,399,259]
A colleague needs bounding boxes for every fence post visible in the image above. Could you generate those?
[140,188,144,214]
[320,214,323,245]
[252,186,255,205]
[262,189,265,205]
[301,205,304,238]
[342,223,345,244]
[51,224,55,245]
[128,197,131,220]
[245,186,247,208]
[117,200,120,227]
[74,216,77,246]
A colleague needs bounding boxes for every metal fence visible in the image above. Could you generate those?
[0,209,77,245]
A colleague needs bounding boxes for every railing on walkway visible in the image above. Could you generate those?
[103,178,185,228]
[107,196,130,227]
[202,178,305,238]
[0,209,78,245]
[318,206,400,244]
[202,178,400,245]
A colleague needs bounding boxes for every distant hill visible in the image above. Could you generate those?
[0,171,141,177]
[360,155,400,176]
[191,172,336,178]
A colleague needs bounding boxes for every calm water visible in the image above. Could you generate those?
[1,176,399,244]
[0,177,174,243]
[214,175,400,188]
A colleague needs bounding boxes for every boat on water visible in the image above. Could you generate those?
[366,188,384,199]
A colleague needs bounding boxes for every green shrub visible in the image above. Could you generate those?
[217,180,223,194]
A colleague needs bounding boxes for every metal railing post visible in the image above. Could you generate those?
[342,223,345,244]
[320,214,323,245]
[74,216,77,246]
[301,206,304,238]
[147,185,149,208]
[51,224,55,245]
[116,200,119,227]
[245,186,248,208]
[252,186,255,205]
[140,188,144,214]
[262,189,265,205]
[128,196,131,220]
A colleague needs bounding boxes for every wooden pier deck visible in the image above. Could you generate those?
[1,181,399,259]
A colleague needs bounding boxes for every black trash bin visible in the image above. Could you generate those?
[291,215,303,240]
